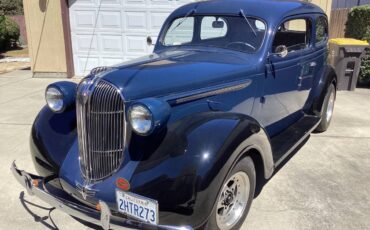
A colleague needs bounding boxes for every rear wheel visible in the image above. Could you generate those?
[207,157,256,230]
[315,83,336,132]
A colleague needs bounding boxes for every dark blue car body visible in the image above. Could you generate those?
[15,0,337,229]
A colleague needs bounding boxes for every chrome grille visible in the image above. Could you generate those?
[77,80,125,182]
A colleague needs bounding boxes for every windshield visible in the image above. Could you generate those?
[162,15,266,53]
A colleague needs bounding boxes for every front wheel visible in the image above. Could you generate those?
[207,157,256,230]
[315,83,336,132]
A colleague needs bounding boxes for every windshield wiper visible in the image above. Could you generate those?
[170,8,196,32]
[240,9,257,37]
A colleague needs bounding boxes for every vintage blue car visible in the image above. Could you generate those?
[12,0,336,229]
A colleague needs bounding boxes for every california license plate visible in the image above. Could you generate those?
[116,190,158,225]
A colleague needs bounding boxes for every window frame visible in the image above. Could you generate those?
[158,14,268,54]
[315,15,329,46]
[271,16,314,57]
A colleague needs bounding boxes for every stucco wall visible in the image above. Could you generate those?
[311,0,333,18]
[23,0,67,77]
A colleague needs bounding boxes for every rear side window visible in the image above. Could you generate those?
[316,16,328,44]
[273,18,311,53]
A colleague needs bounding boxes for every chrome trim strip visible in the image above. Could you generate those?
[165,80,252,105]
[11,162,193,230]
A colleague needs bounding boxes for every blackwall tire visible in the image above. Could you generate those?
[315,83,336,133]
[206,156,256,230]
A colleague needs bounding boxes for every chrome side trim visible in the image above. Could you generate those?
[165,80,252,105]
[11,162,193,230]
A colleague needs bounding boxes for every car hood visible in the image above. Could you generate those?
[100,48,260,101]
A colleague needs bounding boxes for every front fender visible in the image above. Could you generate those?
[128,112,273,227]
[30,106,76,176]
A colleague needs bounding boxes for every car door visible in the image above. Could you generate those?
[257,17,314,137]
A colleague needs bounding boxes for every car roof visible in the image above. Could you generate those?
[171,0,325,22]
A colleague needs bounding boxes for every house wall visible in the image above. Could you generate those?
[23,0,68,77]
[311,0,333,18]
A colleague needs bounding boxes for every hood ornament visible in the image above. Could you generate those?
[76,181,98,200]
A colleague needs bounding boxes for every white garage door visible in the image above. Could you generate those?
[69,0,193,76]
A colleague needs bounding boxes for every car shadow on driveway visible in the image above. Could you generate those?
[19,191,59,230]
[19,191,103,230]
[254,136,310,198]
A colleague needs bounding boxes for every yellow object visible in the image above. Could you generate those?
[329,38,369,46]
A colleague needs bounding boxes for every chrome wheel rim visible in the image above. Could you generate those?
[216,171,250,230]
[326,90,335,123]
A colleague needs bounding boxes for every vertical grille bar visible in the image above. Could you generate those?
[77,80,125,182]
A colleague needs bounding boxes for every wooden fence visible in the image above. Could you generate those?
[9,15,27,45]
[329,8,351,39]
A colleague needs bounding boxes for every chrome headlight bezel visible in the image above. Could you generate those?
[45,86,64,113]
[128,98,171,136]
[45,81,77,113]
[128,104,154,136]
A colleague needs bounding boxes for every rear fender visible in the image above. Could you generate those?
[308,64,337,116]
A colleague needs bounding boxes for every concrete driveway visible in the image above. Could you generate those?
[1,70,369,230]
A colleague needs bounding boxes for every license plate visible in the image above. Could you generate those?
[116,190,158,225]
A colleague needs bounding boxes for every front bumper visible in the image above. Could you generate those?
[11,162,192,230]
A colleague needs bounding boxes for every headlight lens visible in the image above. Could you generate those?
[45,87,64,112]
[129,105,153,135]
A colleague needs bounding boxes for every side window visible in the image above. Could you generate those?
[273,18,311,54]
[316,16,328,44]
[164,17,194,46]
[200,16,228,40]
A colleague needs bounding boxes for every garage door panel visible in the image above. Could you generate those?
[73,34,99,52]
[125,36,148,54]
[149,0,176,7]
[99,11,122,29]
[149,12,170,30]
[101,0,122,5]
[101,57,125,66]
[124,11,147,31]
[124,0,146,5]
[100,35,124,53]
[75,56,100,74]
[69,0,193,76]
[73,10,97,29]
[70,0,97,6]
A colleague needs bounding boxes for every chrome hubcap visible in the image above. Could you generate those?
[216,171,250,230]
[326,91,335,123]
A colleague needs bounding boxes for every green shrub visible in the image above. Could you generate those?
[0,15,20,51]
[0,0,23,16]
[345,5,370,85]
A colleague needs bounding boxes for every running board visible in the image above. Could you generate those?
[271,115,321,166]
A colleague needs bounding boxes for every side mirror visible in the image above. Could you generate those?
[275,45,288,58]
[147,36,154,46]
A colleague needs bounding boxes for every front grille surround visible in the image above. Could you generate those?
[76,79,126,183]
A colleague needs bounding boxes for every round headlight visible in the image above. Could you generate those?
[45,87,64,112]
[129,105,153,135]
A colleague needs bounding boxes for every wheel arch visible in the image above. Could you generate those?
[311,64,338,116]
